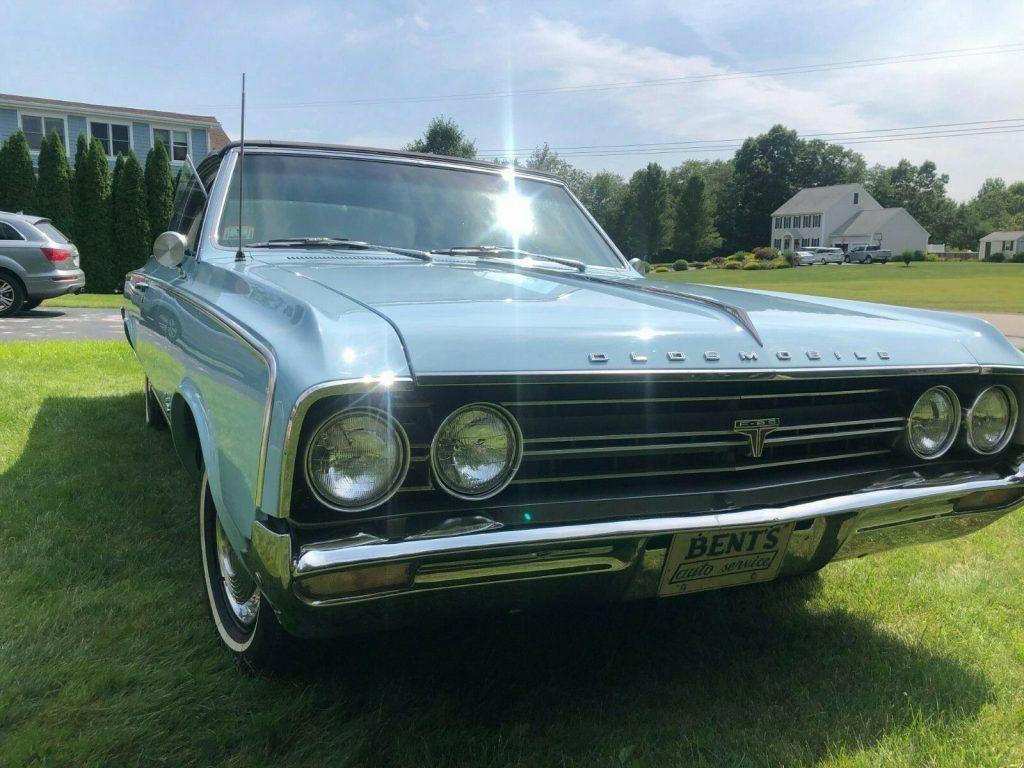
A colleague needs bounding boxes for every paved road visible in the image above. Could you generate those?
[0,307,124,342]
[1,306,1022,347]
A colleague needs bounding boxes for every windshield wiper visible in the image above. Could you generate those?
[246,237,432,262]
[431,245,587,273]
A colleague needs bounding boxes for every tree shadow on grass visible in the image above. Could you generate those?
[1,394,996,768]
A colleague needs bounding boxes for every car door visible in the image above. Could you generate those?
[129,160,214,410]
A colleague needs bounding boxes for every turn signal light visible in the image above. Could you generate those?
[41,246,71,262]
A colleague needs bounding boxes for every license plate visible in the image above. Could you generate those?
[658,522,795,597]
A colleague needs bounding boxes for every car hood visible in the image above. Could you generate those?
[259,258,1023,376]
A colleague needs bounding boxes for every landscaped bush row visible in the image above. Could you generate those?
[0,129,173,293]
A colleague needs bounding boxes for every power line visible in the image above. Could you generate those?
[195,43,1024,111]
[489,125,1024,161]
[479,117,1024,155]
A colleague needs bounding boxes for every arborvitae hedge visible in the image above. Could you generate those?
[74,139,114,292]
[145,140,173,240]
[0,130,37,213]
[113,151,150,280]
[34,131,74,235]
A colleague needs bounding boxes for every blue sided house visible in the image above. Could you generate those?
[0,92,229,169]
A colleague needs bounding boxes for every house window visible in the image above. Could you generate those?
[812,214,821,227]
[783,215,792,228]
[774,216,782,228]
[812,238,820,246]
[773,238,781,249]
[91,121,131,157]
[802,215,811,227]
[20,114,67,152]
[152,128,190,162]
[853,192,859,204]
[1001,240,1014,252]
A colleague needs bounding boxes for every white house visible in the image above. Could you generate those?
[978,230,1024,260]
[770,183,929,254]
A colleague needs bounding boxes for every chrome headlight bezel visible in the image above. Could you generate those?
[430,402,523,501]
[906,385,961,460]
[303,407,410,512]
[964,384,1019,455]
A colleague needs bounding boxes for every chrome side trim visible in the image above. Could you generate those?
[292,461,1024,578]
[144,275,277,509]
[279,377,416,518]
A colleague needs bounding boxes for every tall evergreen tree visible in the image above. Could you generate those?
[144,140,173,239]
[35,131,73,234]
[623,163,671,260]
[0,130,37,213]
[110,153,127,265]
[71,133,90,240]
[671,174,721,260]
[74,139,114,291]
[113,151,150,280]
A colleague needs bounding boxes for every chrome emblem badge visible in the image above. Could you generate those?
[733,417,780,459]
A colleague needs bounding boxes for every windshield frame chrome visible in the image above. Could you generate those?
[203,146,631,269]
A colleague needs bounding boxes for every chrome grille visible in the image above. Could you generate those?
[501,386,905,486]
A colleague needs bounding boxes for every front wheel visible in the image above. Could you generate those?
[199,472,290,670]
[865,255,874,263]
[0,274,25,318]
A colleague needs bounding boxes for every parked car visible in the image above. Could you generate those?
[124,142,1024,669]
[798,247,845,265]
[0,211,85,316]
[846,244,892,263]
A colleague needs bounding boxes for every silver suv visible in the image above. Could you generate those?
[0,211,85,316]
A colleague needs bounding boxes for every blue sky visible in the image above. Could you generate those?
[3,0,1023,199]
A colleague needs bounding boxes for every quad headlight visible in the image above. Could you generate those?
[304,408,409,511]
[906,386,961,459]
[964,385,1018,455]
[431,403,523,500]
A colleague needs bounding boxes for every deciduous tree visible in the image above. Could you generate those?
[406,116,477,158]
[623,163,671,260]
[671,173,721,260]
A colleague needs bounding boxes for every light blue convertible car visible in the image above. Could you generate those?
[124,142,1024,668]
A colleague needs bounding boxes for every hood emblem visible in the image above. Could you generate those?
[733,417,780,459]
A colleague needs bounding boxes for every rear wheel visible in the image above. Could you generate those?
[819,257,826,265]
[199,472,290,670]
[0,274,25,318]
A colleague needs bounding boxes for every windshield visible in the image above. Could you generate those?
[216,153,623,268]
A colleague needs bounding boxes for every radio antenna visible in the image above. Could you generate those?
[234,72,246,262]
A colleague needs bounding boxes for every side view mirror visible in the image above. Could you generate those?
[629,257,649,275]
[153,231,187,268]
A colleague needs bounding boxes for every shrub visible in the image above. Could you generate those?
[691,261,705,269]
[769,257,792,269]
[751,246,780,261]
[74,138,114,292]
[0,130,37,213]
[113,151,151,280]
[984,252,1006,263]
[1011,252,1024,263]
[145,139,173,240]
[34,130,73,235]
[651,264,671,273]
[723,260,742,269]
[709,256,725,266]
[742,261,762,270]
[924,253,940,262]
[672,259,689,271]
[780,250,797,268]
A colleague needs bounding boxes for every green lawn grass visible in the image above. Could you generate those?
[653,262,1024,313]
[2,342,1023,766]
[41,293,125,309]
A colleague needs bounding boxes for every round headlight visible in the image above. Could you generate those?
[304,408,409,511]
[906,386,960,459]
[431,403,522,500]
[965,385,1018,455]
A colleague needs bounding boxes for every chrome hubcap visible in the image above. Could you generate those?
[214,517,260,628]
[0,279,14,311]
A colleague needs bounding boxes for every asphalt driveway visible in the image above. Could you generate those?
[0,307,124,342]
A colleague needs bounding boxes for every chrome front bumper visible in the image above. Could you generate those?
[249,460,1024,637]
